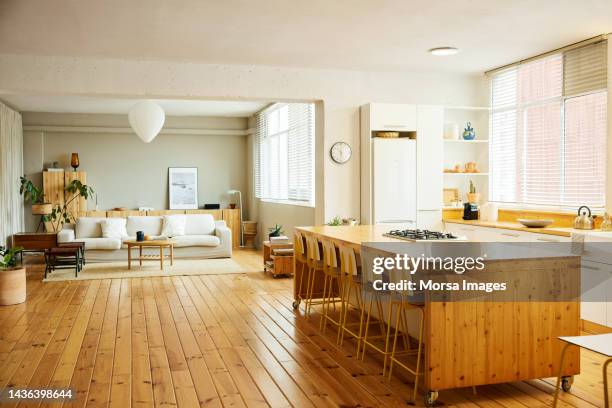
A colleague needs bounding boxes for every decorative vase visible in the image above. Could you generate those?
[0,267,26,305]
[462,122,476,140]
[70,153,80,171]
[229,203,236,209]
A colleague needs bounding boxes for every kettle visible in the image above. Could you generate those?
[574,206,595,230]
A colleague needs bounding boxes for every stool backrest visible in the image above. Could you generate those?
[293,230,306,262]
[306,234,321,262]
[321,239,338,269]
[339,245,358,278]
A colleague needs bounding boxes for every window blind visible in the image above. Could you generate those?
[564,41,608,97]
[254,103,315,204]
[489,40,607,209]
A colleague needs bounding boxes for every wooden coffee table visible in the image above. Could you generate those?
[125,239,175,270]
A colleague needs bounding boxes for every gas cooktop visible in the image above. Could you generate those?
[384,229,460,241]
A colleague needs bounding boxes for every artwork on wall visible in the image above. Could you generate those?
[168,167,198,209]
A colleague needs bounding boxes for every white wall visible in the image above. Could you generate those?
[21,112,249,231]
[0,54,488,224]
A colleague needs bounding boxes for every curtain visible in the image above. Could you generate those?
[0,101,24,246]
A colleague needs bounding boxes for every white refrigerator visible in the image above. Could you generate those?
[372,138,417,226]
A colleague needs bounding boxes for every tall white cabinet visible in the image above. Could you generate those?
[360,103,443,228]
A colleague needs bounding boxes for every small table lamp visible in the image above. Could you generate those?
[227,189,244,247]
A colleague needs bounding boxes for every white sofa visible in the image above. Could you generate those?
[58,214,232,262]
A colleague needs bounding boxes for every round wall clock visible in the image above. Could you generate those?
[330,142,352,164]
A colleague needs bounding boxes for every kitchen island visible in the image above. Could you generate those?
[294,225,581,403]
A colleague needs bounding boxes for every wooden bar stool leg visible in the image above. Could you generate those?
[319,273,330,331]
[388,301,403,381]
[412,307,425,403]
[603,358,612,408]
[553,342,572,407]
[361,291,375,361]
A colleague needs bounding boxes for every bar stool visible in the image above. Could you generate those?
[304,234,325,316]
[338,245,367,354]
[387,289,425,404]
[360,249,399,376]
[319,239,343,334]
[292,230,308,310]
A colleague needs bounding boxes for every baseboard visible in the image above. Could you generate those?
[581,318,612,334]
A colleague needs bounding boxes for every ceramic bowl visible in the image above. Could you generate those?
[517,219,553,228]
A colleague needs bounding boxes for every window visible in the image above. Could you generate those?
[254,103,315,205]
[489,41,607,209]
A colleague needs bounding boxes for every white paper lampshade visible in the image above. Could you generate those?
[128,101,165,143]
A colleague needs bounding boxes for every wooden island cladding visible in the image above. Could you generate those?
[295,225,581,392]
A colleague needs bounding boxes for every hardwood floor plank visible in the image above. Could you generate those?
[141,278,178,408]
[85,279,122,408]
[109,279,132,408]
[131,278,154,408]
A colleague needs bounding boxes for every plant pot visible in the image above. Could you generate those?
[229,203,237,209]
[31,203,52,216]
[467,193,480,204]
[0,267,26,306]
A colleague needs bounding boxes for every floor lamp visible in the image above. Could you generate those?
[227,189,244,247]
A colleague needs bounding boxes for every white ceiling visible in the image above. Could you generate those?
[0,94,269,116]
[0,0,611,74]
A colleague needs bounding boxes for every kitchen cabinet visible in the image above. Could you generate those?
[369,103,417,131]
[416,105,443,211]
[580,259,610,326]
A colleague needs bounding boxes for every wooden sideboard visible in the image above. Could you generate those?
[75,208,241,247]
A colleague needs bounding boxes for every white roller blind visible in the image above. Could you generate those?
[489,40,607,210]
[254,103,315,204]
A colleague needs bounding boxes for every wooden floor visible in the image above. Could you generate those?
[0,249,609,408]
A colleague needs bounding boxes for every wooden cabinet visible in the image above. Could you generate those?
[369,103,417,131]
[42,171,87,229]
[222,209,241,248]
[64,171,87,218]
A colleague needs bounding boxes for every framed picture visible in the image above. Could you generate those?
[168,167,198,209]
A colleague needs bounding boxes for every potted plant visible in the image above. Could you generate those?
[0,246,25,306]
[467,180,480,204]
[268,224,284,239]
[327,216,343,226]
[19,176,52,216]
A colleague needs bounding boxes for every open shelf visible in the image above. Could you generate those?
[443,172,489,176]
[444,139,488,143]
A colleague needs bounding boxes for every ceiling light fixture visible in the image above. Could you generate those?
[429,47,459,56]
[128,100,165,143]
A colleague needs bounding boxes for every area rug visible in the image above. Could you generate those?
[43,258,247,282]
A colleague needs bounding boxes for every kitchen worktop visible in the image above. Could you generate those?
[443,218,576,237]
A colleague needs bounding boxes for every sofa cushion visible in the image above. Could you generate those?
[100,218,128,239]
[161,215,187,237]
[184,214,215,236]
[126,216,163,236]
[75,217,106,239]
[173,235,220,248]
[79,237,122,250]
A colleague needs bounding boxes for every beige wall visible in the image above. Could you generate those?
[0,54,488,224]
[22,112,249,231]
